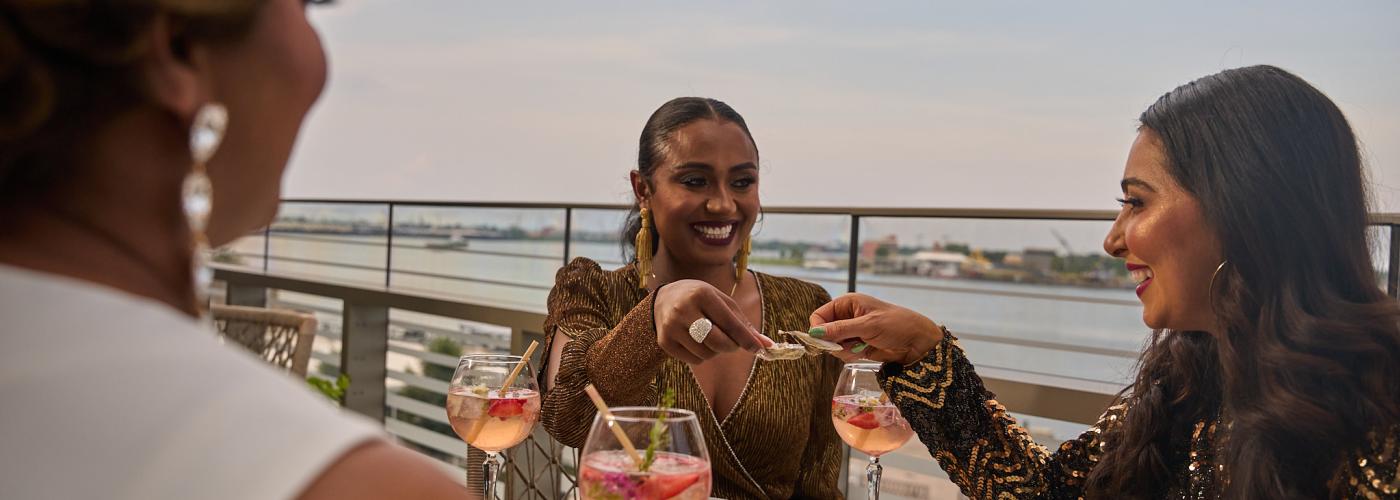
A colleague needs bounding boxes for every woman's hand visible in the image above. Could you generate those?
[653,279,771,364]
[809,293,944,365]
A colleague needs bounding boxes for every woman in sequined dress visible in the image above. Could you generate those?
[809,65,1400,499]
[537,97,846,498]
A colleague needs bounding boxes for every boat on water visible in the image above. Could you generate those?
[802,258,843,270]
[426,233,470,250]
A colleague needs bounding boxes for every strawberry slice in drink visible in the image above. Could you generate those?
[487,397,527,418]
[640,472,702,499]
[846,412,880,430]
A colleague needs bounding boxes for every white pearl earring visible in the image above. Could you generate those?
[184,103,226,312]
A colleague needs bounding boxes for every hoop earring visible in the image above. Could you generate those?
[733,234,751,296]
[184,103,227,314]
[635,207,653,288]
[1208,260,1229,297]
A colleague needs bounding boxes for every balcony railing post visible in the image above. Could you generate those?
[385,203,395,289]
[563,207,573,266]
[225,283,267,307]
[1389,224,1398,298]
[848,215,861,293]
[341,302,389,421]
[513,328,548,359]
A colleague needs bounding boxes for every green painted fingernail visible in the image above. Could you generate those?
[852,342,868,353]
[808,326,825,338]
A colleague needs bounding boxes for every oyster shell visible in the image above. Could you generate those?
[757,342,806,361]
[783,330,844,351]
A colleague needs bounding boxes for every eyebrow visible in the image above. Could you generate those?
[1120,177,1157,193]
[673,162,758,172]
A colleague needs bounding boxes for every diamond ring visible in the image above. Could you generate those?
[688,318,712,344]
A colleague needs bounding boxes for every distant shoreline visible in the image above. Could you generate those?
[254,229,1139,292]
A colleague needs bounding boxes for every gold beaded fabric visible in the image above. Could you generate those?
[539,257,846,499]
[878,333,1400,499]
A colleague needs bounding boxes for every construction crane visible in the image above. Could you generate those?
[1050,228,1074,256]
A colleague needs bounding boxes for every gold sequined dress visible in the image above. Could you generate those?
[878,333,1400,499]
[539,257,845,499]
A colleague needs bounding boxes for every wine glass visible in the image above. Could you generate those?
[832,362,913,500]
[446,354,541,499]
[578,407,711,500]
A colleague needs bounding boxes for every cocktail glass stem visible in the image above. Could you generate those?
[866,455,883,500]
[482,451,504,499]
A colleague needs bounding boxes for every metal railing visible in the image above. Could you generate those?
[214,199,1399,499]
[256,198,1400,302]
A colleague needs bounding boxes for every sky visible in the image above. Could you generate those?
[280,1,1400,254]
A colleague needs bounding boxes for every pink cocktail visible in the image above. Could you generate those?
[579,407,711,500]
[831,394,913,457]
[446,387,540,452]
[833,362,912,499]
[446,354,540,499]
[579,450,711,500]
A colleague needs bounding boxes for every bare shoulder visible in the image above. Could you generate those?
[297,441,471,500]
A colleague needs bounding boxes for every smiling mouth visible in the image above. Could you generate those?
[692,222,736,245]
[1130,267,1153,285]
[1128,265,1154,296]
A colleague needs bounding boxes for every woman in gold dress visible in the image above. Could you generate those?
[811,66,1400,498]
[538,97,844,498]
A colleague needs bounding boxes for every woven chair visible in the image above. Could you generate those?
[211,304,317,377]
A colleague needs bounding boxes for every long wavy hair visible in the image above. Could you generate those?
[620,97,757,262]
[1085,65,1400,498]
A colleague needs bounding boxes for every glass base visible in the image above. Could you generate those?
[482,451,504,499]
[866,456,883,500]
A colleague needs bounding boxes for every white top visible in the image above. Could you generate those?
[0,265,384,499]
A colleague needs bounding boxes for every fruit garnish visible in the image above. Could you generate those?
[640,472,702,499]
[487,398,526,418]
[847,412,880,430]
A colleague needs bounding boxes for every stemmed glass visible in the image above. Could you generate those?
[831,363,913,500]
[578,407,712,500]
[446,354,541,499]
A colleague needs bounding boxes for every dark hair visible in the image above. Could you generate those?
[1086,65,1400,498]
[621,97,757,261]
[0,1,262,201]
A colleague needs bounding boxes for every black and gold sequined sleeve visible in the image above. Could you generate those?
[1337,424,1399,499]
[539,258,667,448]
[878,334,1128,500]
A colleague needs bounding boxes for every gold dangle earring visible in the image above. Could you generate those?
[733,234,751,296]
[635,207,653,288]
[184,103,227,314]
